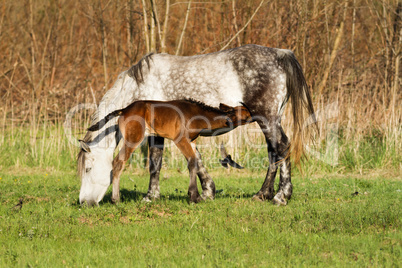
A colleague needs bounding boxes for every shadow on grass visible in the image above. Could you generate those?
[71,190,146,207]
[74,189,273,206]
[105,189,190,203]
[103,189,144,203]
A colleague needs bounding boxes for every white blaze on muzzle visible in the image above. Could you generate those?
[79,144,114,206]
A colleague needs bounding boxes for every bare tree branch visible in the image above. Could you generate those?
[318,0,349,95]
[231,0,241,47]
[161,0,170,53]
[150,1,156,51]
[220,0,265,51]
[141,0,150,53]
[151,0,163,52]
[176,0,192,55]
[150,0,158,52]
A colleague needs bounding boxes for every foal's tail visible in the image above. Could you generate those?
[88,110,123,131]
[277,50,317,165]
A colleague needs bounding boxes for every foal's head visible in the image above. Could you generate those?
[219,103,253,127]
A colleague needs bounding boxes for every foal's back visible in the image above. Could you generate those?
[119,100,226,141]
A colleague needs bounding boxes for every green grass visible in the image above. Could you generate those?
[0,168,400,267]
[0,125,400,266]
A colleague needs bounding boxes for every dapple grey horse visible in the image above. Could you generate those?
[77,44,316,206]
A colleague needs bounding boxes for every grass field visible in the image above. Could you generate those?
[0,166,400,267]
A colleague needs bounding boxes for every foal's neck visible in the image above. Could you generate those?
[203,111,228,129]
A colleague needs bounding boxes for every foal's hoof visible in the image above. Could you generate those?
[201,182,216,201]
[272,192,287,206]
[201,192,215,201]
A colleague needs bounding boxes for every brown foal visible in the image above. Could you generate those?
[88,99,252,203]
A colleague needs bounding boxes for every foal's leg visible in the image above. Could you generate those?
[175,140,202,203]
[111,124,144,203]
[111,140,142,203]
[195,147,216,200]
[143,136,165,202]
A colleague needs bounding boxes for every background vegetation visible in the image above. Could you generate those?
[0,0,400,172]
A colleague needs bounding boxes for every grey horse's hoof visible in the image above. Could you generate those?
[272,192,287,206]
[142,191,160,203]
[252,194,265,202]
[142,196,152,203]
[201,191,215,201]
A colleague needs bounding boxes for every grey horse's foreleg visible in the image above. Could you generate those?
[195,148,216,200]
[143,136,164,202]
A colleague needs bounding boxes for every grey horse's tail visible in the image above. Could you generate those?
[88,110,123,131]
[277,50,317,165]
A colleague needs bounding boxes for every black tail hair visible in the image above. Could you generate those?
[88,110,123,131]
[277,50,318,165]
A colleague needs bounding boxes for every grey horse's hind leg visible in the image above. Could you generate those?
[195,148,216,200]
[273,127,292,205]
[252,143,278,202]
[143,136,164,202]
[253,119,292,205]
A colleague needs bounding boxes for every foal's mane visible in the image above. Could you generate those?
[183,98,225,115]
[127,52,155,86]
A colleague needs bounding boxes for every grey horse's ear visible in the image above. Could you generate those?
[79,140,91,153]
[219,103,234,113]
